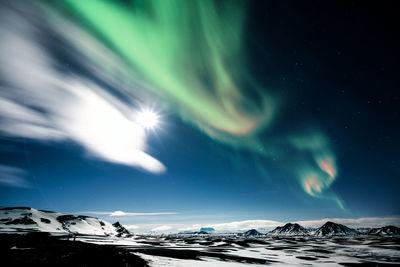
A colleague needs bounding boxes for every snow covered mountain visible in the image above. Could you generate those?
[312,221,358,237]
[367,226,400,236]
[112,222,132,237]
[244,229,263,236]
[0,207,130,236]
[268,223,310,236]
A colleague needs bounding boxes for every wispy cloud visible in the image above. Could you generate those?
[0,1,165,174]
[83,210,179,217]
[123,225,140,230]
[0,165,31,188]
[151,225,172,232]
[121,223,181,233]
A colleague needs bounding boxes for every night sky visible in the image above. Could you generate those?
[0,0,399,232]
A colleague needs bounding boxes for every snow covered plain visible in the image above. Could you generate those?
[68,234,400,266]
[1,207,400,266]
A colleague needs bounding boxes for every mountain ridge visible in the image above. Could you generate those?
[268,223,310,236]
[0,207,130,237]
[312,221,359,237]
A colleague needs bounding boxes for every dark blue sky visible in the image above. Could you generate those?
[0,0,399,230]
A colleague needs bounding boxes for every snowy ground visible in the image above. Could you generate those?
[1,207,399,266]
[0,207,119,236]
[76,234,400,266]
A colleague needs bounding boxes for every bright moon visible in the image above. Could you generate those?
[136,109,159,129]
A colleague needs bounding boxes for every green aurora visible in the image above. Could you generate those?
[56,0,275,141]
[45,0,341,206]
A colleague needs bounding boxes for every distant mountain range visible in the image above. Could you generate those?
[175,222,400,237]
[1,207,399,237]
[268,221,399,237]
[0,207,131,237]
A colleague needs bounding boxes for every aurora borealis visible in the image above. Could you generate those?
[0,0,399,231]
[56,0,274,138]
[48,0,339,202]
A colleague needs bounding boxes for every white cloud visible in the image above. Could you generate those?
[179,220,282,232]
[0,165,31,188]
[123,225,140,230]
[152,225,172,232]
[0,2,165,174]
[110,211,127,217]
[83,211,179,217]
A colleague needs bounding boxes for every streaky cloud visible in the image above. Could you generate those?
[0,2,165,174]
[83,211,179,217]
[0,165,31,188]
[51,0,275,141]
[151,225,172,232]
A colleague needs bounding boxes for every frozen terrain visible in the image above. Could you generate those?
[1,207,400,266]
[77,234,400,266]
[0,207,130,236]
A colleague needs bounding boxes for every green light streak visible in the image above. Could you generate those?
[59,0,274,137]
[45,0,342,206]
